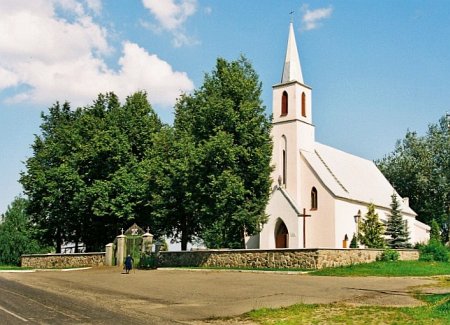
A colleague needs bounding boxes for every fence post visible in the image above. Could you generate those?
[105,243,114,266]
[116,234,126,267]
[142,230,154,255]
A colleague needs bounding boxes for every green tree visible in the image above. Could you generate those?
[21,92,163,251]
[170,56,272,249]
[349,233,359,248]
[385,193,410,248]
[429,219,441,243]
[360,203,386,248]
[376,115,450,242]
[0,198,50,265]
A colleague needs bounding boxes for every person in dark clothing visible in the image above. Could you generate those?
[124,254,134,274]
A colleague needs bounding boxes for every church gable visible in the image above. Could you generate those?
[266,186,301,218]
[259,186,302,249]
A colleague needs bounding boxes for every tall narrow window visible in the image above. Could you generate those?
[281,91,288,116]
[301,92,306,117]
[282,136,287,186]
[311,187,318,210]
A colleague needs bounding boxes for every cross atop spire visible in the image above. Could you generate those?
[281,22,304,84]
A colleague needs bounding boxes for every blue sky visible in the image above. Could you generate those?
[1,0,450,215]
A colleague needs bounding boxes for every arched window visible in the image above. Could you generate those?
[301,92,306,117]
[311,187,318,210]
[281,91,288,116]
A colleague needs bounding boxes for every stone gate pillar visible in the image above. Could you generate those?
[116,233,126,267]
[105,243,114,266]
[142,229,154,255]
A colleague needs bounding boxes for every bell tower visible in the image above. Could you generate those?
[271,22,315,203]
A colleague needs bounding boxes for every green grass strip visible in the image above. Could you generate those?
[0,265,31,270]
[312,260,450,277]
[246,292,450,324]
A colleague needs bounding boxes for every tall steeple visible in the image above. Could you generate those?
[281,22,304,84]
[271,21,314,202]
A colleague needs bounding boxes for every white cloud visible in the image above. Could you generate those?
[0,67,19,89]
[0,0,194,108]
[301,5,333,31]
[141,0,198,47]
[85,0,102,15]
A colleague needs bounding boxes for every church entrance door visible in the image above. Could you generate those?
[275,220,289,248]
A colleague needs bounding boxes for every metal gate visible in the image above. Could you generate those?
[124,223,145,266]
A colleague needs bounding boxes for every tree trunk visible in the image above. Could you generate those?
[56,228,62,253]
[180,214,188,251]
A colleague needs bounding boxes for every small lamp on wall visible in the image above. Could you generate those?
[353,210,361,224]
[354,210,361,244]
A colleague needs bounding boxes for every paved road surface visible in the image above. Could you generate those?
[0,267,439,324]
[0,276,152,324]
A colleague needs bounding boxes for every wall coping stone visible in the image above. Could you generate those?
[162,248,418,253]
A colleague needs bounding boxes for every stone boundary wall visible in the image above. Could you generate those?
[21,252,105,269]
[158,248,419,270]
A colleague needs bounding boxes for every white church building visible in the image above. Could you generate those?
[247,23,430,249]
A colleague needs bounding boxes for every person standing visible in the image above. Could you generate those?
[124,254,134,274]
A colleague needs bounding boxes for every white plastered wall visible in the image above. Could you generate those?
[271,82,314,205]
[260,188,302,249]
[298,156,336,248]
[334,200,369,248]
[411,219,430,244]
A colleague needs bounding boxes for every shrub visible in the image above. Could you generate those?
[378,249,400,261]
[419,240,449,262]
[139,253,158,269]
[350,234,359,248]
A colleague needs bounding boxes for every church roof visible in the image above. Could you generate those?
[301,142,416,216]
[281,22,304,84]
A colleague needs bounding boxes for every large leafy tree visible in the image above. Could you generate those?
[385,193,410,248]
[376,115,450,242]
[0,197,50,265]
[360,203,386,249]
[169,56,272,249]
[21,92,163,251]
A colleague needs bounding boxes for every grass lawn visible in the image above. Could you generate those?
[208,261,450,324]
[0,265,27,270]
[163,266,309,272]
[171,261,450,276]
[312,260,450,277]
[245,291,450,325]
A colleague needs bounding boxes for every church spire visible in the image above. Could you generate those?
[281,22,304,84]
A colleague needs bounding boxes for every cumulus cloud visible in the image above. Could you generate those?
[0,0,194,108]
[141,0,199,47]
[301,5,333,31]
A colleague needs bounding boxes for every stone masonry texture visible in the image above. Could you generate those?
[21,253,105,269]
[157,249,419,270]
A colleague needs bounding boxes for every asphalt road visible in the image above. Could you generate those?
[0,276,153,324]
[0,267,440,324]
